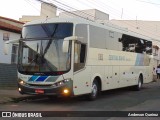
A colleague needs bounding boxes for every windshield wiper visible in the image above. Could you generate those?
[24,42,40,71]
[43,24,58,56]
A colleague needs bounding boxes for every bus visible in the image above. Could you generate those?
[17,17,153,100]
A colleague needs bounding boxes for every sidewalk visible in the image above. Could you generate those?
[0,89,41,104]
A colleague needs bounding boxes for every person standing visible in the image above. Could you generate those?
[156,64,160,80]
[153,67,157,82]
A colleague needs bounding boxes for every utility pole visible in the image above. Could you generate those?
[121,8,123,19]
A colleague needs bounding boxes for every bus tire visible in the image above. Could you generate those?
[87,80,99,101]
[134,75,143,91]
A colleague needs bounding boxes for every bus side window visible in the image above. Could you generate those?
[80,44,86,63]
[121,34,152,54]
[74,42,86,72]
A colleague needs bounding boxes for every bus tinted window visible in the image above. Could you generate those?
[121,34,152,55]
[22,23,73,39]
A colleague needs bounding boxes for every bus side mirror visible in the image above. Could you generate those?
[63,36,79,52]
[62,40,69,53]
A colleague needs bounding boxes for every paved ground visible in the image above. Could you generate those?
[0,79,158,104]
[0,89,37,104]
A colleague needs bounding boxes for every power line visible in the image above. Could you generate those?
[36,0,95,21]
[24,0,48,17]
[50,0,102,20]
[33,0,160,40]
[77,0,160,39]
[136,0,160,5]
[90,0,160,39]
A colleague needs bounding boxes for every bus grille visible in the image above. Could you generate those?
[28,84,53,88]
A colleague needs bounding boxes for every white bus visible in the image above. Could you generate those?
[17,18,153,100]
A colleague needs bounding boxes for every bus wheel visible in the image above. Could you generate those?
[134,76,143,91]
[88,80,99,101]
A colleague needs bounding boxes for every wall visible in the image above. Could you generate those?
[40,2,56,18]
[0,63,17,89]
[59,9,109,21]
[19,2,57,23]
[0,29,20,64]
[0,30,20,89]
[19,16,41,23]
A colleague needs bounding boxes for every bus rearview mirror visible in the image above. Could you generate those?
[63,40,69,53]
[63,36,79,53]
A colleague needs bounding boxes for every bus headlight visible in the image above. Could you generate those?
[18,88,22,92]
[52,79,70,87]
[19,80,26,85]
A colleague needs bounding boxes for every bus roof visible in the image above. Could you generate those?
[24,17,152,41]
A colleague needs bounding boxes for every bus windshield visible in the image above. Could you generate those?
[18,23,73,75]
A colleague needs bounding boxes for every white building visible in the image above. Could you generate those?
[59,9,109,22]
[19,2,57,23]
[0,16,23,64]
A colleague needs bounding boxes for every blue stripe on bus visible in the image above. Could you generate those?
[28,76,39,82]
[36,76,48,82]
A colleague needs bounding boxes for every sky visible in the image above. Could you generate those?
[0,0,160,21]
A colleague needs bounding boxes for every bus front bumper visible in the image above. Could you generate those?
[18,80,73,97]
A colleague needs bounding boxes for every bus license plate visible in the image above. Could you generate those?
[35,89,44,94]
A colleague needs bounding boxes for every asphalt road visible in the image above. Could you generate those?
[1,80,160,120]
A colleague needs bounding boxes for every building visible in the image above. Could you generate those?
[19,2,57,23]
[59,9,109,22]
[0,16,23,64]
[0,16,24,88]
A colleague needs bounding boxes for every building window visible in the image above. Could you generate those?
[3,33,10,41]
[153,45,159,56]
[11,44,18,64]
[109,31,114,38]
